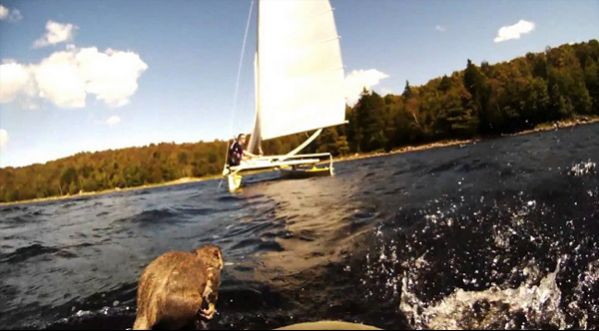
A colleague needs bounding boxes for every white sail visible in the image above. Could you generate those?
[253,0,345,144]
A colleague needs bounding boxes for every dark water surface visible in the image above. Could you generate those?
[1,124,598,330]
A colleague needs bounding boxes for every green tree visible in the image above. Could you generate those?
[60,167,78,195]
[464,59,492,133]
[354,91,388,151]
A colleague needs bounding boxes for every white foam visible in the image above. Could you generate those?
[400,259,566,329]
[568,160,596,177]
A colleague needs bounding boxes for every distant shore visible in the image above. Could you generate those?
[0,175,221,207]
[335,115,599,164]
[1,115,598,207]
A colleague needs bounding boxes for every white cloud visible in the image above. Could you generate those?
[76,48,148,107]
[106,115,121,126]
[0,4,22,22]
[344,69,389,106]
[435,25,446,32]
[0,47,148,109]
[0,61,34,103]
[0,129,8,150]
[0,5,7,19]
[34,51,87,108]
[33,21,78,48]
[494,19,535,43]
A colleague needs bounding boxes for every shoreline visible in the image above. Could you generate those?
[0,175,221,207]
[2,116,598,207]
[335,115,599,164]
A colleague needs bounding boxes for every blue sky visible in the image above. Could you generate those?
[0,0,597,168]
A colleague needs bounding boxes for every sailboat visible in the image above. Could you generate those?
[223,0,346,193]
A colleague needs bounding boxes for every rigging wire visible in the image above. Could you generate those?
[228,0,255,139]
[221,0,255,187]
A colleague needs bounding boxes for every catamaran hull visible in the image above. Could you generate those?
[224,152,334,193]
[226,165,333,193]
[280,166,333,179]
[227,173,243,193]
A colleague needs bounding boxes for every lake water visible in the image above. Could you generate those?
[1,124,598,330]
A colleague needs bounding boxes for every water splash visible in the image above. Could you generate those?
[400,258,567,329]
[568,160,596,177]
[565,259,599,329]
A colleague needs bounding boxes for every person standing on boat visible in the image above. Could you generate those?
[228,133,258,167]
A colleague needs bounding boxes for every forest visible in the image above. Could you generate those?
[1,40,597,202]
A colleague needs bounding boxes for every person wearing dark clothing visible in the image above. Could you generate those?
[228,136,245,166]
[228,133,258,167]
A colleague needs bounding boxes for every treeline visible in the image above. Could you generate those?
[0,40,597,202]
[308,39,598,155]
[0,141,227,202]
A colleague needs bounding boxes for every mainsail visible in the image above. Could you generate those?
[248,0,345,154]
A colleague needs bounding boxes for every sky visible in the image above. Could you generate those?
[0,0,597,168]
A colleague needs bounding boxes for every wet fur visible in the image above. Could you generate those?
[133,245,223,330]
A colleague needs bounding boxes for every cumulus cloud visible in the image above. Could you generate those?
[435,25,446,32]
[0,129,8,150]
[0,4,8,20]
[0,4,22,22]
[0,47,148,109]
[494,19,535,43]
[344,69,389,106]
[0,61,34,103]
[33,21,78,48]
[76,48,148,107]
[34,51,87,107]
[106,115,121,126]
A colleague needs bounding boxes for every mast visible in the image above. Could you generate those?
[248,0,262,155]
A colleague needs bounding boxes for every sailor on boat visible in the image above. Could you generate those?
[228,133,259,167]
